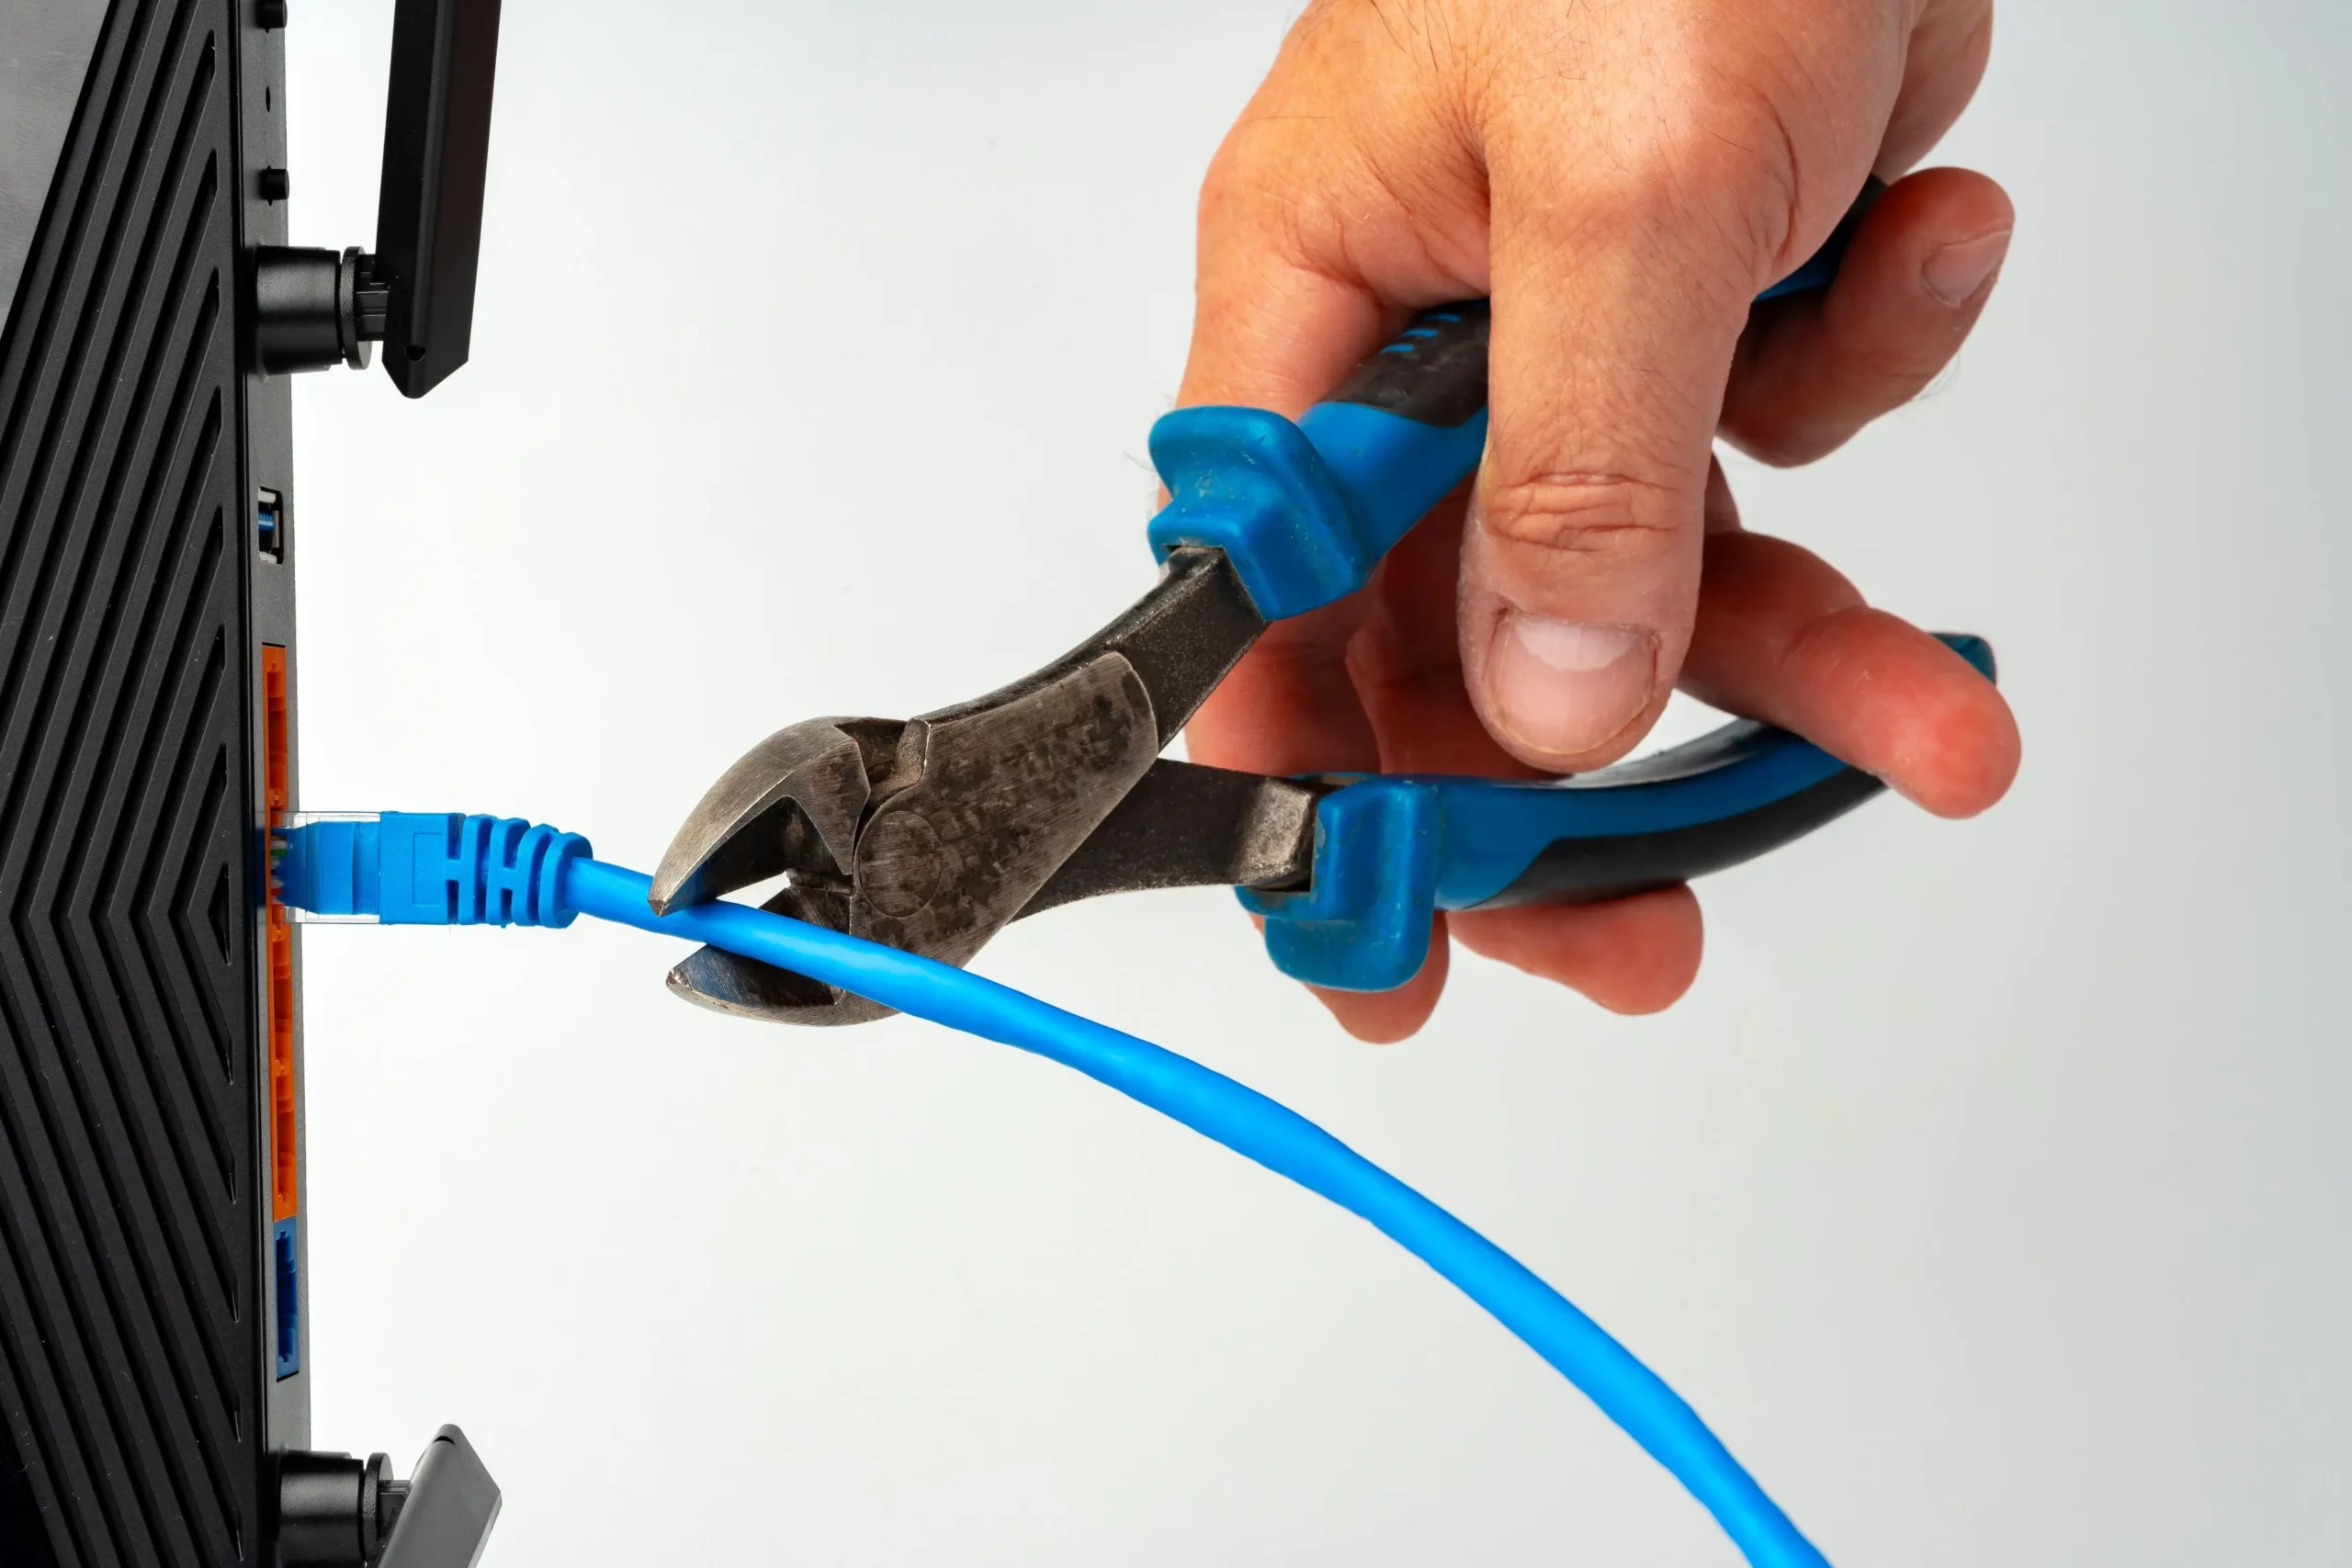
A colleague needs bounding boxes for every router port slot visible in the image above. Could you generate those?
[261,645,289,824]
[267,905,295,1221]
[256,487,284,561]
[273,1219,300,1380]
[262,647,298,1225]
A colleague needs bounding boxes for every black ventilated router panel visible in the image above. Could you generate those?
[0,1,275,1563]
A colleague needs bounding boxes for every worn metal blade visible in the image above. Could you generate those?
[656,548,1280,1025]
[662,884,896,1027]
[649,717,884,914]
[664,654,1164,1024]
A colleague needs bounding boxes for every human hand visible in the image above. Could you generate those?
[1178,0,2023,1040]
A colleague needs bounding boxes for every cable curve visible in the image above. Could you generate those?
[558,857,1834,1568]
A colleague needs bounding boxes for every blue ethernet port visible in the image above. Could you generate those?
[273,1218,300,1380]
[256,487,284,562]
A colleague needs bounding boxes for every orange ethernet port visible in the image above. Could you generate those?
[262,646,297,1225]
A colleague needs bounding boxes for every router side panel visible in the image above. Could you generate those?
[0,0,279,1562]
[240,0,309,1464]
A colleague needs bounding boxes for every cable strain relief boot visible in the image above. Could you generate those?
[377,814,590,927]
[276,814,592,927]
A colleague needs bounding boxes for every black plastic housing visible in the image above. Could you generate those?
[0,0,305,1561]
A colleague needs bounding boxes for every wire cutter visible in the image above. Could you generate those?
[650,191,1996,1025]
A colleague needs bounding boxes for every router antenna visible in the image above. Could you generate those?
[251,0,503,398]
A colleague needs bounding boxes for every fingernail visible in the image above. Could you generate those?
[1921,227,2011,307]
[1486,614,1656,759]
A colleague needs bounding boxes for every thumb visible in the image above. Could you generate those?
[1459,156,1821,770]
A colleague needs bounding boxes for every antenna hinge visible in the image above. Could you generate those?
[252,245,390,376]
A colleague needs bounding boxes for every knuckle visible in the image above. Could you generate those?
[1656,77,1805,280]
[1552,44,1844,285]
[1198,133,1287,229]
[1476,468,1690,558]
[1196,151,1324,288]
[1724,87,1807,270]
[1509,85,1804,304]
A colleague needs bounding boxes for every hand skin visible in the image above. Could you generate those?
[1180,0,2023,1041]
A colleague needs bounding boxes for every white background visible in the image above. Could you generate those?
[283,4,2352,1563]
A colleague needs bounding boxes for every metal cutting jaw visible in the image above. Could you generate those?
[649,549,1316,1024]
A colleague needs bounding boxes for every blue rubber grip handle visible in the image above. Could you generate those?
[1147,180,1882,622]
[1138,178,1941,994]
[1238,633,1995,992]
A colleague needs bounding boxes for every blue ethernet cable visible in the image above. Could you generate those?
[277,812,1835,1568]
